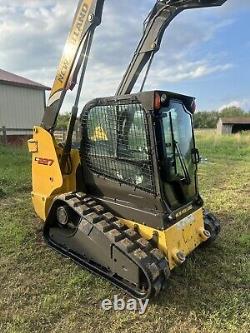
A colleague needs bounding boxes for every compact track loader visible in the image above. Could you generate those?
[28,0,227,299]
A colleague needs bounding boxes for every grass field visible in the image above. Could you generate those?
[0,131,249,333]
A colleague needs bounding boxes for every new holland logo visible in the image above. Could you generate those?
[35,157,54,166]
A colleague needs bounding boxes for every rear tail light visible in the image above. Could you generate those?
[154,92,161,110]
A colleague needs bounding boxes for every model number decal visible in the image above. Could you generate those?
[176,214,195,230]
[35,157,54,166]
[175,205,193,218]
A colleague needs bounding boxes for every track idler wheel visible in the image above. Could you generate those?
[202,210,221,246]
[56,205,69,226]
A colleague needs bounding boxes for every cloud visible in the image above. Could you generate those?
[0,1,78,71]
[0,0,236,114]
[219,99,250,112]
[146,60,232,87]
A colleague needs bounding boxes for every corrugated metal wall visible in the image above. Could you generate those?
[0,83,45,132]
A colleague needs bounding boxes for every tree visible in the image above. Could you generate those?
[193,107,250,129]
[193,111,219,129]
[219,106,246,118]
[56,114,70,129]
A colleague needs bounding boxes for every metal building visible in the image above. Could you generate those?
[0,68,50,143]
[217,117,250,135]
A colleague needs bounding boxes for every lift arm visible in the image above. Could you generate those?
[116,0,227,96]
[41,0,105,131]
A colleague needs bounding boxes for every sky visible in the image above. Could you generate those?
[0,0,249,114]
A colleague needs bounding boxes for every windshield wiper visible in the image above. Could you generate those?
[174,140,191,185]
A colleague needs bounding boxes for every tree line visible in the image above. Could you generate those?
[193,106,250,129]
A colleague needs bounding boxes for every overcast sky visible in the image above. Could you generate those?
[0,0,249,113]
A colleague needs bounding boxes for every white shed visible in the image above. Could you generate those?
[0,68,50,143]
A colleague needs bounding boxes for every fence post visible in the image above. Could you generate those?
[2,126,7,145]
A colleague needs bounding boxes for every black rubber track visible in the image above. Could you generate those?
[43,192,170,299]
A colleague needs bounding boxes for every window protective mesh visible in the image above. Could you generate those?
[81,100,155,192]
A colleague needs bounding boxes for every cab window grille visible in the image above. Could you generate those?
[81,101,155,192]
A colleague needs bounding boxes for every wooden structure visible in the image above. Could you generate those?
[217,117,250,135]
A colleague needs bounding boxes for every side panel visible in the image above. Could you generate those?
[28,126,80,220]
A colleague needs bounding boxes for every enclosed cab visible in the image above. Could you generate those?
[80,91,202,229]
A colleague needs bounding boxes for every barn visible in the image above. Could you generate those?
[217,117,250,135]
[0,68,50,144]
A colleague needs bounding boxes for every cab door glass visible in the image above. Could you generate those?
[162,101,195,182]
[117,104,149,161]
[160,100,197,208]
[85,102,155,192]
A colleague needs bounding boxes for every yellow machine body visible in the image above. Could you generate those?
[28,126,208,271]
[121,208,206,270]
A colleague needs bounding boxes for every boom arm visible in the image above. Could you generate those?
[42,0,105,131]
[116,0,227,96]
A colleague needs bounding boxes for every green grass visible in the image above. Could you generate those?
[0,145,31,198]
[195,130,250,162]
[0,132,249,333]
